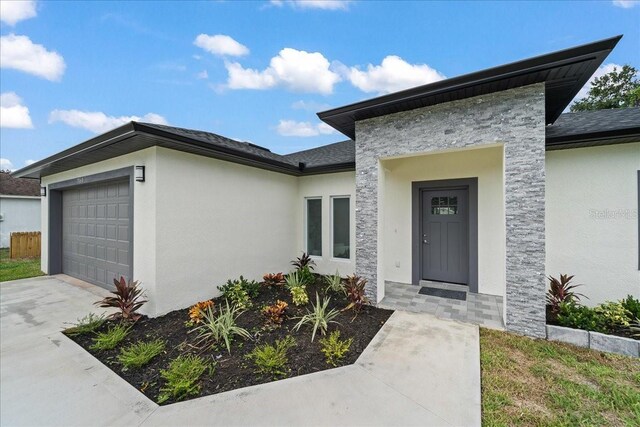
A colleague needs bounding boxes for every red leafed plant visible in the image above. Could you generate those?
[291,252,316,271]
[263,273,285,287]
[343,275,370,312]
[95,276,147,321]
[546,274,585,315]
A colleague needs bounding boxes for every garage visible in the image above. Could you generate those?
[61,178,132,289]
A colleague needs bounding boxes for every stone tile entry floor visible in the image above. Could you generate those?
[380,281,505,330]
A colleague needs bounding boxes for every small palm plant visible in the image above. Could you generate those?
[294,293,340,342]
[191,301,252,353]
[546,274,586,315]
[95,276,147,321]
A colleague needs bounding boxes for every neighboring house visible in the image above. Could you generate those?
[12,35,639,338]
[0,172,41,248]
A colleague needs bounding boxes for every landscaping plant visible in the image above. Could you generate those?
[218,276,260,309]
[319,330,353,367]
[290,285,309,306]
[324,271,345,295]
[284,270,303,289]
[191,301,252,353]
[187,300,214,326]
[546,274,585,315]
[90,323,131,350]
[262,272,285,287]
[344,275,369,312]
[247,336,296,377]
[593,301,632,330]
[64,313,105,336]
[95,276,147,322]
[157,354,210,404]
[621,294,640,319]
[262,300,288,326]
[292,252,316,285]
[294,293,340,342]
[118,339,166,369]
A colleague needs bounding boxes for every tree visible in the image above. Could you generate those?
[570,65,640,112]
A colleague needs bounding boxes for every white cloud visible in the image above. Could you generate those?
[0,0,37,26]
[292,100,332,111]
[194,34,249,57]
[276,119,336,137]
[571,63,625,105]
[24,159,36,166]
[0,158,14,171]
[196,70,209,79]
[0,92,33,129]
[348,55,445,95]
[226,48,341,94]
[270,0,352,10]
[49,110,168,134]
[0,34,66,81]
[612,0,638,8]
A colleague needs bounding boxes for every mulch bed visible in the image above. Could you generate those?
[65,276,393,405]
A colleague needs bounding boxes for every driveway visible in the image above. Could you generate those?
[1,276,481,426]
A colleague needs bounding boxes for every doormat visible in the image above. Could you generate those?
[418,286,467,301]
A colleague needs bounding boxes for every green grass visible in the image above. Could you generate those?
[480,328,640,427]
[90,323,131,351]
[0,248,44,282]
[118,339,166,369]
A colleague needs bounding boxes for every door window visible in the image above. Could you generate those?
[431,196,458,215]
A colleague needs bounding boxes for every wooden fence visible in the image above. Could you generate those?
[10,232,41,259]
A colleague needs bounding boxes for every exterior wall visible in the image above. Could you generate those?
[153,147,298,315]
[383,146,505,297]
[296,171,356,276]
[355,83,547,337]
[0,196,41,247]
[546,142,640,305]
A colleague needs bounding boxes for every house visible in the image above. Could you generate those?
[0,172,41,248]
[12,35,639,338]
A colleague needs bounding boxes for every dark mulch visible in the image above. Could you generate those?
[65,277,393,405]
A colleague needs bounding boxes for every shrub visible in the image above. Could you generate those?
[95,276,147,321]
[620,295,640,319]
[191,301,252,353]
[187,300,214,326]
[157,354,210,404]
[90,323,131,350]
[262,273,285,287]
[64,313,105,336]
[262,300,288,325]
[290,286,309,306]
[557,302,604,333]
[284,271,303,289]
[324,271,345,295]
[344,275,369,312]
[291,252,316,271]
[546,274,585,315]
[299,266,315,286]
[218,276,260,309]
[319,330,353,367]
[118,339,165,369]
[594,301,632,330]
[247,336,296,377]
[294,293,340,342]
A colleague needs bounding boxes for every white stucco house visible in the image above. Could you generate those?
[0,172,41,248]
[13,35,639,338]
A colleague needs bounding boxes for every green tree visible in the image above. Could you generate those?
[570,65,639,112]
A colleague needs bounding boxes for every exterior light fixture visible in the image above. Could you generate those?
[40,186,47,197]
[135,166,145,182]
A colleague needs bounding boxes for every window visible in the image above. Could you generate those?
[431,196,458,215]
[306,198,322,257]
[332,197,350,259]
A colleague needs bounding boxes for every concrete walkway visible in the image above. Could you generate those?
[1,276,481,427]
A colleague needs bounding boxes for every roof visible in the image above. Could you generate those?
[318,35,622,139]
[284,140,354,171]
[0,172,40,196]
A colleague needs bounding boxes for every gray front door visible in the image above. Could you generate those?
[62,179,132,289]
[421,188,468,284]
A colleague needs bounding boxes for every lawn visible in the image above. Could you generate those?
[0,248,45,282]
[480,328,640,426]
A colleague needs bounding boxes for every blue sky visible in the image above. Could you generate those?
[1,0,639,171]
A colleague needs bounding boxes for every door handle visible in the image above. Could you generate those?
[423,234,429,244]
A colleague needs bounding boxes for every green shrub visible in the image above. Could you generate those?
[290,285,309,306]
[191,301,252,353]
[557,302,603,332]
[157,354,210,404]
[64,313,105,336]
[594,301,632,330]
[620,295,640,319]
[118,339,165,369]
[299,266,315,286]
[247,336,296,377]
[90,323,131,350]
[324,271,345,295]
[319,330,353,367]
[294,293,340,342]
[217,276,260,309]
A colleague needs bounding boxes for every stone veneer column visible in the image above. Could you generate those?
[354,83,547,337]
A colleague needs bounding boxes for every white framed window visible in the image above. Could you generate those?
[331,196,350,259]
[305,197,322,257]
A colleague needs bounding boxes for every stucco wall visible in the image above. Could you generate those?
[383,146,505,297]
[296,171,356,277]
[0,196,41,248]
[546,142,640,305]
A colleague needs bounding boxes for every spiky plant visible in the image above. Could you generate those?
[291,252,316,271]
[344,275,370,312]
[95,276,147,321]
[191,301,252,353]
[546,274,585,315]
[293,293,340,342]
[324,271,345,295]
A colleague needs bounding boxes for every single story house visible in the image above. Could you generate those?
[13,35,639,338]
[0,172,41,248]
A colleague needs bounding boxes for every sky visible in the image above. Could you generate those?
[1,0,639,172]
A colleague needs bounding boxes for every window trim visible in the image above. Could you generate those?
[330,195,351,261]
[304,197,322,258]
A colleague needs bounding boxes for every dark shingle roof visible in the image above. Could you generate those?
[546,107,640,139]
[0,172,40,196]
[284,140,355,169]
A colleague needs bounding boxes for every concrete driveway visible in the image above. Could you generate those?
[1,276,481,427]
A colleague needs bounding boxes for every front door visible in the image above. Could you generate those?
[421,188,468,284]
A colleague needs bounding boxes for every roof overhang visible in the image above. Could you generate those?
[545,125,640,150]
[318,35,623,139]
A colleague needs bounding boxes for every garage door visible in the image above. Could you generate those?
[62,179,132,289]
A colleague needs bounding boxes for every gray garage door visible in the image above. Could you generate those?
[62,179,132,289]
